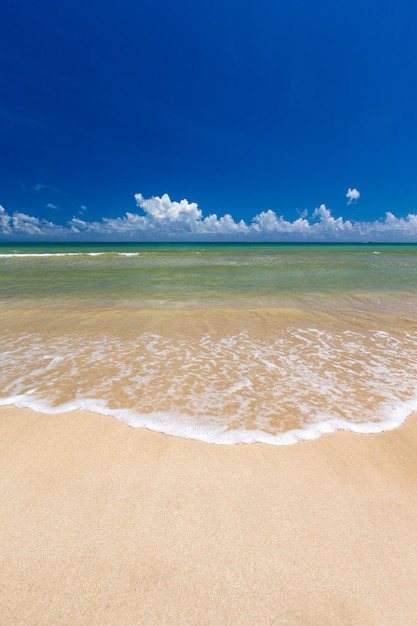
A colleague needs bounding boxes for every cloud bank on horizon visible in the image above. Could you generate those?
[1,190,417,242]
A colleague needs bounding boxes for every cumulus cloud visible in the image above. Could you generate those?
[134,193,202,226]
[346,187,360,205]
[0,205,64,238]
[0,206,12,235]
[252,210,311,235]
[312,204,353,233]
[1,193,417,242]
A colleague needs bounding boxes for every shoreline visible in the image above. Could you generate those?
[2,406,417,624]
[2,399,417,446]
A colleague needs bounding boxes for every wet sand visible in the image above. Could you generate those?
[1,406,417,625]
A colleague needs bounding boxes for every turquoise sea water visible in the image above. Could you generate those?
[1,242,417,443]
[1,241,417,300]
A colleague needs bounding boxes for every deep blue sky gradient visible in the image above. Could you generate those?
[1,0,417,239]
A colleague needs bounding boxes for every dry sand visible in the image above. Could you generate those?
[1,406,417,625]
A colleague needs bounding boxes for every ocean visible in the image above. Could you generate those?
[1,242,417,444]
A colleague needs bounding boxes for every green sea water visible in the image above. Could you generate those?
[1,242,417,444]
[1,242,417,304]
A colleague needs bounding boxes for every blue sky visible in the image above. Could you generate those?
[1,0,417,241]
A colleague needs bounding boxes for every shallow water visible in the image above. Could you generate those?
[1,242,417,444]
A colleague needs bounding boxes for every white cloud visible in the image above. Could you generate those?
[252,210,311,235]
[199,213,249,235]
[34,183,61,193]
[134,193,202,226]
[312,204,353,233]
[1,193,417,242]
[346,187,360,205]
[0,205,64,238]
[46,203,58,209]
[0,206,12,235]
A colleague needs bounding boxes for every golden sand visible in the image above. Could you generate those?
[1,406,417,625]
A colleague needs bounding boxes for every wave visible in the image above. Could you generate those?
[1,392,416,445]
[2,327,417,445]
[0,252,142,258]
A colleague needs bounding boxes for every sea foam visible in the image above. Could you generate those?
[1,326,417,445]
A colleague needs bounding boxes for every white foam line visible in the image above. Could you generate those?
[0,252,141,258]
[1,394,416,446]
[0,253,90,257]
[2,327,417,445]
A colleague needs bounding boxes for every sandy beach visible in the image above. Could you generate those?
[1,407,417,625]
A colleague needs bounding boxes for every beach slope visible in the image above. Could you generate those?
[1,406,417,625]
